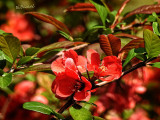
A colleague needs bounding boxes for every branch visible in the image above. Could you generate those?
[95,57,157,88]
[58,96,75,114]
[110,0,131,30]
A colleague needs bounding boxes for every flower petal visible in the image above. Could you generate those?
[74,90,91,101]
[74,76,92,101]
[100,56,122,81]
[65,67,79,80]
[52,72,76,98]
[102,56,122,67]
[51,58,65,75]
[77,56,87,66]
[65,58,77,71]
[64,49,78,64]
[87,49,100,66]
[81,76,92,91]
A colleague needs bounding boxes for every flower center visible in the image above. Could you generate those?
[74,81,85,91]
[99,65,107,72]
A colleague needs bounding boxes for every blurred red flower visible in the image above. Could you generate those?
[0,11,35,41]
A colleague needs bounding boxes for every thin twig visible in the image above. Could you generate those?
[110,0,131,30]
[45,43,88,63]
[1,98,11,120]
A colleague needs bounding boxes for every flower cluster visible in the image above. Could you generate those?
[51,49,122,101]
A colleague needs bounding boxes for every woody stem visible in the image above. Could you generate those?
[58,96,75,114]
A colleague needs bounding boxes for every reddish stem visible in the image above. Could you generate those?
[110,0,131,30]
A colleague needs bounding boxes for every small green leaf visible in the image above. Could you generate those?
[25,47,40,56]
[123,49,136,67]
[93,116,104,120]
[69,104,93,120]
[83,96,98,110]
[0,73,12,88]
[0,35,20,62]
[106,11,116,24]
[149,62,160,68]
[123,48,146,67]
[17,56,33,66]
[25,73,36,81]
[23,102,64,119]
[122,109,133,120]
[80,101,97,107]
[35,50,58,63]
[0,29,5,34]
[82,71,94,79]
[144,29,160,58]
[89,0,109,26]
[152,22,160,36]
[13,71,25,75]
[57,30,73,41]
[0,50,6,69]
[19,47,24,57]
[147,15,156,22]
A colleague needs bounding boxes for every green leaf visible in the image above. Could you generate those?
[83,96,98,110]
[0,29,5,34]
[3,53,13,63]
[123,49,136,67]
[144,29,160,58]
[147,15,156,22]
[17,56,33,66]
[82,71,94,79]
[57,30,73,41]
[35,50,58,63]
[106,11,117,24]
[122,109,133,120]
[123,48,146,67]
[19,47,24,57]
[25,73,36,81]
[93,116,104,120]
[0,50,6,69]
[0,73,12,88]
[23,102,64,119]
[13,71,25,75]
[0,35,20,62]
[20,64,51,72]
[69,104,93,120]
[149,62,160,68]
[153,18,160,36]
[152,22,160,36]
[26,47,40,56]
[89,0,109,26]
[80,101,97,107]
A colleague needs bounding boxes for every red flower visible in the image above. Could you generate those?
[0,11,35,41]
[51,49,87,75]
[51,58,92,101]
[87,49,122,81]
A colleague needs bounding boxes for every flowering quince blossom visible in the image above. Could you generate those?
[51,49,87,74]
[51,50,92,101]
[87,49,122,81]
